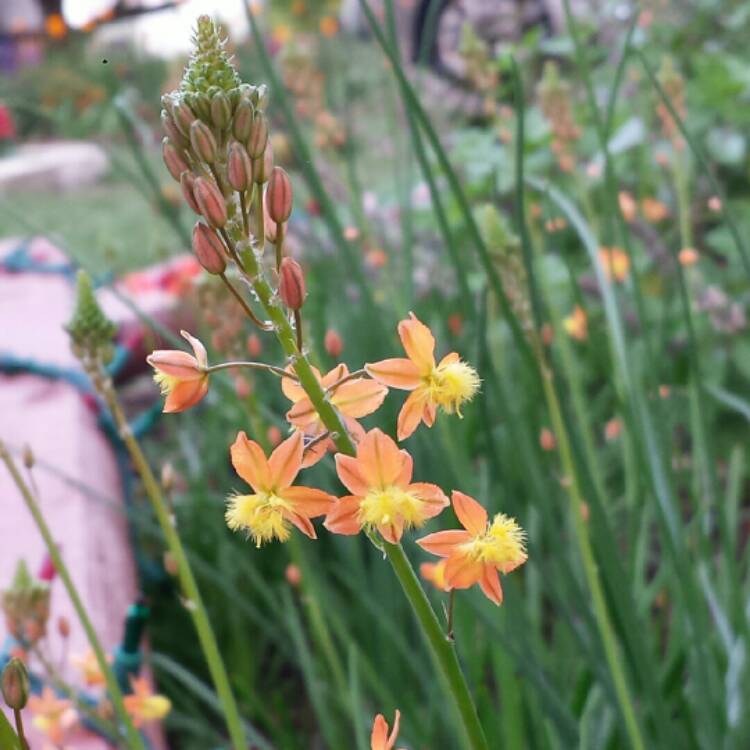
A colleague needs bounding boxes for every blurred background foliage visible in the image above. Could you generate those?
[3,0,750,748]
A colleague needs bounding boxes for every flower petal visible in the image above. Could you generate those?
[147,350,203,380]
[438,351,460,367]
[181,329,208,367]
[283,510,316,539]
[478,564,503,605]
[378,516,404,544]
[324,495,362,536]
[408,482,448,519]
[398,312,435,372]
[283,486,335,517]
[416,529,471,557]
[358,429,409,488]
[301,435,331,468]
[371,714,388,750]
[397,389,428,441]
[268,431,303,490]
[444,554,484,589]
[331,379,388,418]
[230,431,271,492]
[320,363,348,389]
[451,491,487,536]
[286,397,319,430]
[365,358,421,390]
[281,365,308,402]
[335,454,369,495]
[164,377,208,413]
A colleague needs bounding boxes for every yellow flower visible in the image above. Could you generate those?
[123,677,171,727]
[598,247,630,283]
[70,648,107,687]
[563,305,588,341]
[28,687,77,744]
[325,429,448,543]
[226,431,335,546]
[366,313,480,440]
[282,363,387,467]
[417,492,527,605]
[147,330,209,413]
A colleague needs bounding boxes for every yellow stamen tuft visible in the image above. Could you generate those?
[225,493,293,547]
[358,486,427,531]
[153,371,179,395]
[425,360,480,415]
[462,513,527,568]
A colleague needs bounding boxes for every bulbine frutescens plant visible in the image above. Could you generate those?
[149,15,528,749]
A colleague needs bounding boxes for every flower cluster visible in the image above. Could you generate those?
[146,16,527,619]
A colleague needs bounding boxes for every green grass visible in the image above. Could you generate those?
[0,147,185,275]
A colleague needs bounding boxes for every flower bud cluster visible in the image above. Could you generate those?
[1,560,51,647]
[66,271,116,364]
[537,62,580,173]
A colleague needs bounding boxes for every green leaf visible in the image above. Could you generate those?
[0,711,22,750]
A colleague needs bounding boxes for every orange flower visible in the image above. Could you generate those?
[147,330,209,413]
[679,247,699,266]
[282,364,387,466]
[641,197,669,223]
[366,313,480,440]
[563,305,588,341]
[28,687,77,744]
[420,560,450,592]
[70,649,107,687]
[417,491,527,605]
[325,429,448,543]
[598,247,630,283]
[618,191,637,223]
[123,677,171,727]
[371,709,405,750]
[319,15,340,37]
[226,431,335,546]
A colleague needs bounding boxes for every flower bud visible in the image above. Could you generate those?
[37,553,56,582]
[285,563,301,587]
[210,91,232,129]
[227,141,253,192]
[193,177,228,228]
[246,111,269,158]
[1,657,30,710]
[192,92,212,122]
[180,171,201,214]
[246,333,262,357]
[254,142,273,185]
[263,198,278,244]
[190,120,218,163]
[162,138,189,181]
[324,328,343,358]
[266,167,293,224]
[254,84,269,111]
[192,222,227,274]
[278,257,306,310]
[171,100,197,136]
[161,110,186,147]
[232,99,255,142]
[58,616,71,638]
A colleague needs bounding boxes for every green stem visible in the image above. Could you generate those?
[13,709,29,750]
[0,444,147,750]
[206,361,295,379]
[96,379,248,750]
[534,347,646,750]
